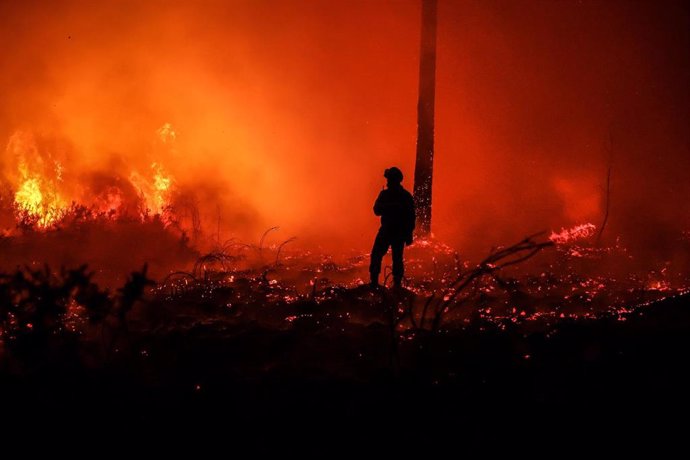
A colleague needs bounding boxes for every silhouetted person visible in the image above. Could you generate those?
[370,167,416,288]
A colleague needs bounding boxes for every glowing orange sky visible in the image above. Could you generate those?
[1,0,688,257]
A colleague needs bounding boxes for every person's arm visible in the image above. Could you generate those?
[373,191,385,216]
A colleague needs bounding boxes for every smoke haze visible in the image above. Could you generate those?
[1,0,688,259]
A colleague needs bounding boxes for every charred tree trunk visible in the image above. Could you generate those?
[413,0,437,237]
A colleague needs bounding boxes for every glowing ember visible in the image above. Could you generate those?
[549,223,597,244]
[647,280,671,292]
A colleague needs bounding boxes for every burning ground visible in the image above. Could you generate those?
[1,207,690,450]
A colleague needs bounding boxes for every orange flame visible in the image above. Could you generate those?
[11,140,68,228]
[4,125,177,230]
[129,162,174,220]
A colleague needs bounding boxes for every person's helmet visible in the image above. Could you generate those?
[384,167,403,183]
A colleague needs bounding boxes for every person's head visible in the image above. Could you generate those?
[384,167,403,187]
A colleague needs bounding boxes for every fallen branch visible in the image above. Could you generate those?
[420,233,553,331]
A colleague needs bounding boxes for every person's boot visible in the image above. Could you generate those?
[370,273,380,289]
[393,277,403,289]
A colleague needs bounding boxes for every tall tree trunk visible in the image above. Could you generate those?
[413,0,437,237]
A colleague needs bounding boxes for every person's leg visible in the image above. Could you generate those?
[391,238,405,287]
[369,230,390,286]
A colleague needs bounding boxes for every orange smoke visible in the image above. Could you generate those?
[0,0,688,260]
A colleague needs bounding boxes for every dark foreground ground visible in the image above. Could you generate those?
[2,288,690,454]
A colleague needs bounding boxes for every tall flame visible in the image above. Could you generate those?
[129,162,174,219]
[152,162,172,212]
[13,159,67,228]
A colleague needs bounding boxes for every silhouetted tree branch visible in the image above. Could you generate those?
[417,233,553,331]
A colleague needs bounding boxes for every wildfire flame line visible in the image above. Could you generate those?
[5,124,177,230]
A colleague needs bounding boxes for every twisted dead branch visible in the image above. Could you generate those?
[418,232,554,331]
[275,236,297,266]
